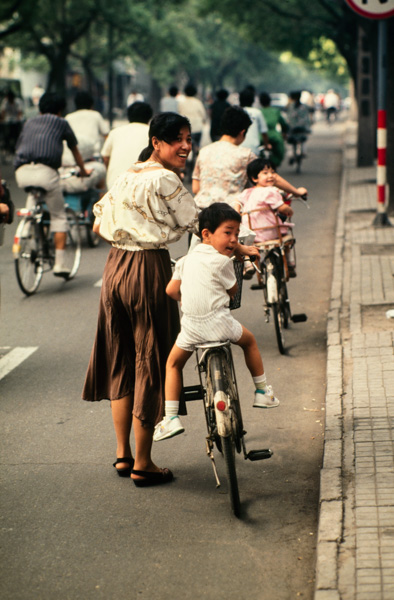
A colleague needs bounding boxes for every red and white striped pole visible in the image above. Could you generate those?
[377,109,387,208]
[373,20,391,227]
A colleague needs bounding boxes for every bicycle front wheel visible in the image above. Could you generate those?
[64,207,82,279]
[272,302,286,355]
[14,219,43,296]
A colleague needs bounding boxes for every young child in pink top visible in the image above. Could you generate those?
[238,158,307,280]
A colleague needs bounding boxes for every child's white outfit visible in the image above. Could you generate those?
[153,243,279,442]
[173,244,243,351]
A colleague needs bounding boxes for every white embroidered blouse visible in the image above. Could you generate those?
[93,161,198,251]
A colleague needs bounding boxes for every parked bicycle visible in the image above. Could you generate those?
[243,195,308,354]
[13,186,81,296]
[182,258,274,518]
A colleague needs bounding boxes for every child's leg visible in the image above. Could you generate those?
[164,344,193,415]
[234,326,279,408]
[153,344,193,441]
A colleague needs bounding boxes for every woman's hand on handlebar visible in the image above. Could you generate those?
[295,187,307,198]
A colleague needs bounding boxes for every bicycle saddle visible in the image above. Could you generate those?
[24,185,47,195]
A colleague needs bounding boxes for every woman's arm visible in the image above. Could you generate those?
[166,279,182,301]
[274,173,307,197]
[192,178,200,195]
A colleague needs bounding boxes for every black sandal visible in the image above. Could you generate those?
[113,457,134,478]
[131,468,174,487]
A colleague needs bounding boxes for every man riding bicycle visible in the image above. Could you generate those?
[286,91,311,164]
[14,92,89,278]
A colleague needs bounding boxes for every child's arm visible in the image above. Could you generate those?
[227,282,238,300]
[278,204,294,218]
[166,279,182,301]
[274,173,307,198]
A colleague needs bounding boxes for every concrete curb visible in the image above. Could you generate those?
[314,126,351,600]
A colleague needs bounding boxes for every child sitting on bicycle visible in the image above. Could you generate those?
[238,158,307,281]
[153,202,279,442]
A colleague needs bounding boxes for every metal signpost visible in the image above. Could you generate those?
[345,0,394,226]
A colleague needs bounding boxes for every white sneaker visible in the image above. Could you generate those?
[153,416,185,441]
[53,264,71,278]
[253,386,280,408]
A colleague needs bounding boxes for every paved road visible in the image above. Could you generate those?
[0,120,343,600]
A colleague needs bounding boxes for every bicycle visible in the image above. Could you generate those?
[63,188,100,248]
[243,196,308,354]
[287,127,309,174]
[12,186,81,296]
[182,259,274,518]
[60,166,102,248]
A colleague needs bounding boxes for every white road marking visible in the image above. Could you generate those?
[0,347,38,381]
[94,278,102,287]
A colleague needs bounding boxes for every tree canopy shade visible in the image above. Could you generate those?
[198,0,360,83]
[0,0,187,94]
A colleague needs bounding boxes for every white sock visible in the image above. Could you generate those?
[165,401,179,417]
[55,249,65,265]
[253,374,267,392]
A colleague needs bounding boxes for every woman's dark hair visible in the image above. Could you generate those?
[247,158,276,184]
[184,83,197,97]
[259,92,271,107]
[169,86,178,97]
[74,90,94,110]
[220,106,252,138]
[127,101,153,124]
[148,112,191,149]
[39,92,66,115]
[138,146,153,162]
[198,202,241,237]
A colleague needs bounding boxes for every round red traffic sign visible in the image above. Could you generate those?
[345,0,394,19]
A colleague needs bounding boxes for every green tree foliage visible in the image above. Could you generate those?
[199,0,359,83]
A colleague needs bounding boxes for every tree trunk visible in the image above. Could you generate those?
[149,77,162,114]
[356,23,376,167]
[46,50,68,96]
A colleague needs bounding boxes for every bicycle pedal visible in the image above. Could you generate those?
[291,313,307,323]
[246,449,273,461]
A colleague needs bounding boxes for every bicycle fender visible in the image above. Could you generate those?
[214,391,231,437]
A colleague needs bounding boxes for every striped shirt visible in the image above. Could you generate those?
[14,113,78,171]
[173,244,236,317]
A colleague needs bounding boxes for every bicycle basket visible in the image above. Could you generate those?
[229,259,244,310]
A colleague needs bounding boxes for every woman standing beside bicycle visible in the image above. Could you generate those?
[82,112,199,487]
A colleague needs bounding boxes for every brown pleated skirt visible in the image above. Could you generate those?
[82,247,183,427]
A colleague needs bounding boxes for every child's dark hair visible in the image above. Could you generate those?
[247,158,276,184]
[198,202,241,237]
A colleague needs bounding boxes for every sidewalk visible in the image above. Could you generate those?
[315,122,394,600]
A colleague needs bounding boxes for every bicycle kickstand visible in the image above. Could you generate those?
[206,439,221,487]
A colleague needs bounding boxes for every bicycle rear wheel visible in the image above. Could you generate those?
[208,351,241,517]
[64,207,82,279]
[14,219,43,296]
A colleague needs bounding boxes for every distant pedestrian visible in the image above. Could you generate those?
[127,89,144,107]
[160,86,179,113]
[101,101,152,189]
[239,88,269,156]
[209,89,230,142]
[177,84,207,153]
